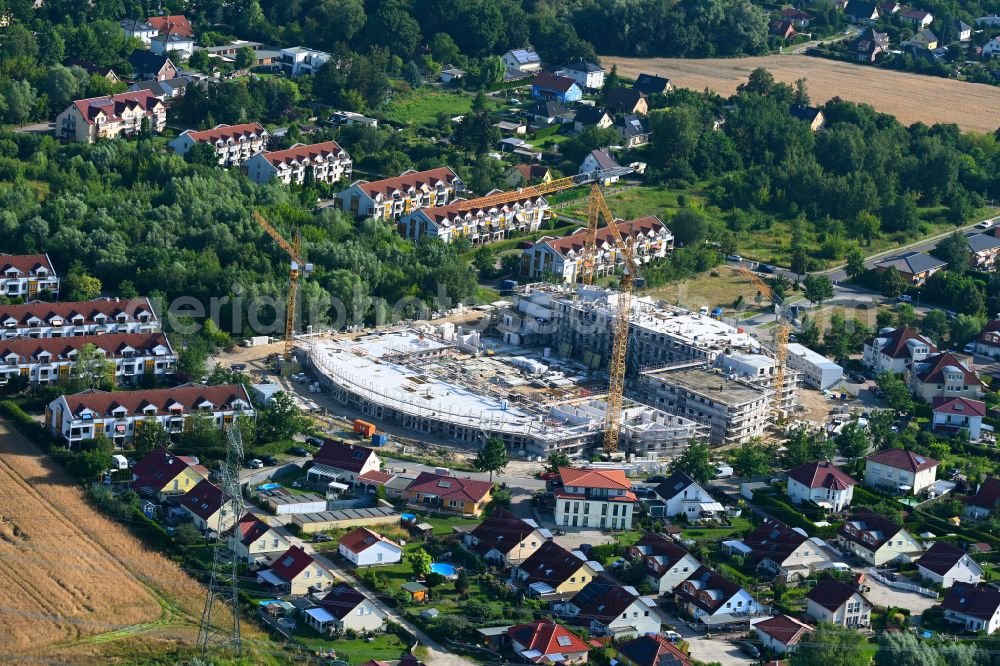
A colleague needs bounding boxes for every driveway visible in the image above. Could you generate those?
[661,611,754,665]
[863,577,940,619]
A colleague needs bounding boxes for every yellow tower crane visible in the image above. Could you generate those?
[253,211,313,362]
[447,167,632,213]
[739,266,790,421]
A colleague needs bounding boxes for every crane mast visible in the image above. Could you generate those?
[739,266,790,421]
[253,211,312,362]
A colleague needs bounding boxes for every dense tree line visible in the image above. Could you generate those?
[0,132,479,333]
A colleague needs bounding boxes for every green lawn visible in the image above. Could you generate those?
[561,184,727,228]
[681,516,753,541]
[382,88,502,127]
[290,627,408,663]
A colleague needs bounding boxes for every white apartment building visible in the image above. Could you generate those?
[522,216,673,283]
[56,91,166,144]
[335,167,463,222]
[398,193,549,244]
[786,343,843,390]
[280,46,332,76]
[864,449,939,495]
[168,123,269,167]
[0,297,159,340]
[554,467,636,530]
[0,254,59,299]
[46,383,254,449]
[863,326,936,374]
[0,332,175,389]
[245,141,352,186]
[638,362,772,445]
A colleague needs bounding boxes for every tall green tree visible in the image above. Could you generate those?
[408,547,432,578]
[669,440,714,484]
[732,438,773,478]
[132,419,170,457]
[876,372,914,414]
[791,622,871,666]
[67,343,114,391]
[933,231,970,275]
[803,274,834,308]
[256,391,308,444]
[474,437,509,482]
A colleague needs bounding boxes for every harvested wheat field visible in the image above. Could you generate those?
[0,419,228,662]
[602,55,1000,133]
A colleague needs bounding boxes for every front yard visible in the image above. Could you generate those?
[290,626,409,662]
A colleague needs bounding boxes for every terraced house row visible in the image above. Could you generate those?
[46,383,254,449]
[0,297,159,339]
[0,253,59,298]
[0,332,175,387]
[335,167,465,222]
[399,193,551,244]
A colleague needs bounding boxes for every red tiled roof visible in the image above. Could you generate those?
[540,216,666,258]
[180,479,224,521]
[742,519,811,566]
[313,439,379,474]
[932,396,986,417]
[0,331,171,362]
[508,619,589,657]
[405,472,493,503]
[71,91,162,126]
[914,352,978,385]
[616,634,691,666]
[260,140,347,167]
[0,253,54,275]
[338,527,399,554]
[357,469,394,485]
[131,447,206,492]
[62,383,251,418]
[865,449,939,472]
[866,326,937,360]
[227,512,271,546]
[0,297,155,326]
[183,123,267,144]
[269,545,316,582]
[754,614,813,646]
[559,466,631,490]
[531,72,579,93]
[916,541,970,576]
[786,461,857,490]
[512,164,550,181]
[147,14,193,36]
[418,193,547,224]
[357,167,459,200]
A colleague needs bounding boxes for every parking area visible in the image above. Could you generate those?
[661,611,755,665]
[863,578,940,618]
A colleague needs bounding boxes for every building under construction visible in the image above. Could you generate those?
[301,327,706,460]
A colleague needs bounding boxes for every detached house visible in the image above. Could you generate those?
[304,584,386,634]
[574,106,614,133]
[579,148,621,182]
[916,542,983,588]
[965,232,1000,271]
[463,508,550,565]
[511,540,602,597]
[530,73,583,104]
[560,60,605,89]
[1,332,174,388]
[837,508,923,565]
[403,471,494,516]
[752,614,813,655]
[505,164,552,187]
[805,577,872,627]
[335,167,464,222]
[128,51,177,80]
[674,567,763,625]
[862,326,937,374]
[502,49,542,73]
[130,447,209,500]
[258,545,336,596]
[941,582,1000,634]
[338,527,402,567]
[615,115,651,147]
[849,27,891,61]
[961,477,999,519]
[740,519,832,580]
[180,479,237,532]
[120,19,158,45]
[151,33,194,57]
[976,321,1000,357]
[615,634,691,666]
[147,15,194,37]
[769,18,798,40]
[908,351,981,403]
[507,619,590,664]
[628,532,701,594]
[932,397,987,440]
[605,88,648,116]
[399,193,550,245]
[556,577,660,638]
[790,105,825,131]
[246,141,352,186]
[168,123,270,167]
[651,471,723,521]
[899,8,934,27]
[873,251,946,285]
[227,512,292,564]
[632,74,672,95]
[555,467,637,530]
[307,439,381,484]
[56,90,166,143]
[0,297,159,340]
[280,47,331,76]
[786,460,857,512]
[780,8,814,26]
[47,383,253,449]
[864,449,939,495]
[844,0,880,23]
[522,215,672,284]
[0,253,59,299]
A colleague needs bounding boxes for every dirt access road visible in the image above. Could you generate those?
[603,55,1000,133]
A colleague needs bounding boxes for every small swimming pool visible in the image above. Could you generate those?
[430,562,456,577]
[401,513,417,522]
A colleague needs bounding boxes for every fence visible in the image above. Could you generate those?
[866,568,938,599]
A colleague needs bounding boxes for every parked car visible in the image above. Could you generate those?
[739,642,760,658]
[305,436,325,447]
[260,455,279,467]
[896,294,912,303]
[289,446,311,457]
[663,631,682,643]
[312,534,333,542]
[646,475,669,484]
[725,254,743,262]
[246,459,264,469]
[756,264,775,274]
[977,219,994,229]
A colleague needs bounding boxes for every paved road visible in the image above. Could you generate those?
[12,121,54,134]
